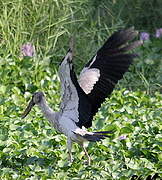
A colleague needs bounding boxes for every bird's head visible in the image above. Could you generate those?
[22,91,44,119]
[32,91,44,104]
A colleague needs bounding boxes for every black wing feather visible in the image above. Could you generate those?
[78,28,142,128]
[69,63,92,128]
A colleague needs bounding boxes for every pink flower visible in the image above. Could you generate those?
[21,43,35,57]
[118,135,127,140]
[140,32,150,41]
[155,28,162,38]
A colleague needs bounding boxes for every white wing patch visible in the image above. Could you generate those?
[74,128,94,136]
[78,68,100,94]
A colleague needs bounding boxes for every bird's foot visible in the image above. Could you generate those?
[68,153,73,163]
[85,156,91,166]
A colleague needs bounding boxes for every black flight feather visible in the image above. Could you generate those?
[78,28,142,128]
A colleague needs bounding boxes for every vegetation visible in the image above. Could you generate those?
[0,0,161,179]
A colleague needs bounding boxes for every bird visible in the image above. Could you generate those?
[22,28,142,165]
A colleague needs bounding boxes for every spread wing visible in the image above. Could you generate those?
[58,50,92,128]
[78,28,142,128]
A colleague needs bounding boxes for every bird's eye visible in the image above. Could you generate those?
[33,95,40,103]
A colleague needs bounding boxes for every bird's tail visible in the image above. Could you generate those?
[83,131,113,142]
[73,130,113,142]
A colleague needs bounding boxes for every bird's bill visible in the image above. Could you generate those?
[21,98,35,119]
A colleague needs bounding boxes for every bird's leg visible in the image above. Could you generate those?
[80,143,91,165]
[67,138,73,163]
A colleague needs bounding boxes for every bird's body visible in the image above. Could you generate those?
[22,28,142,164]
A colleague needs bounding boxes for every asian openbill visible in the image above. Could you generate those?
[22,28,142,165]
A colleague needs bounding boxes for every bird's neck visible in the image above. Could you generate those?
[38,98,58,125]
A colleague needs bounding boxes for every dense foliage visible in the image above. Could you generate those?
[0,0,161,179]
